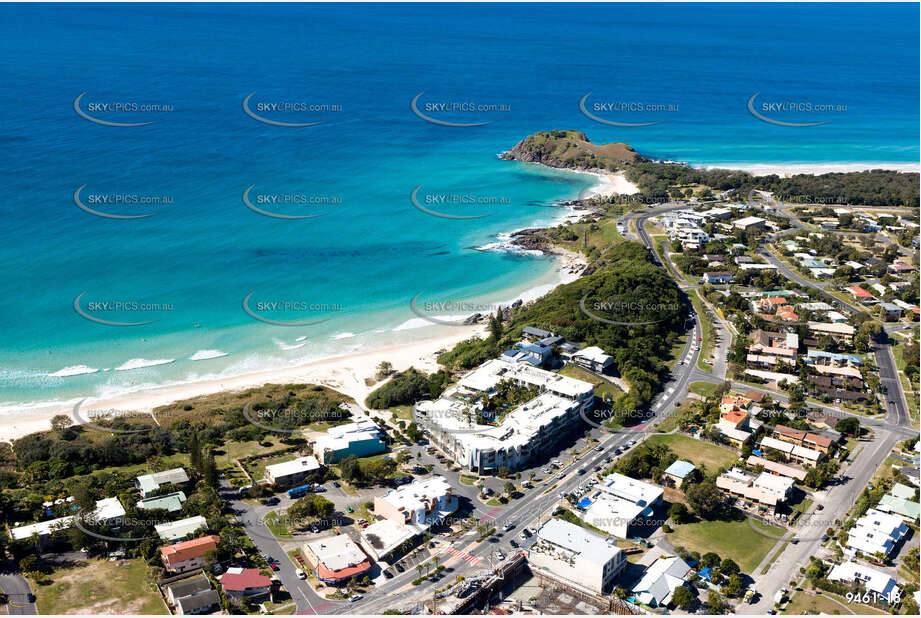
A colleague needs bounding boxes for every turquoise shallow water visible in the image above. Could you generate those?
[0,2,917,407]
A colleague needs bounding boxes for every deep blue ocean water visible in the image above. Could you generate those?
[0,2,917,407]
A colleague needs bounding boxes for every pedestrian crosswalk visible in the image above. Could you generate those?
[444,546,483,565]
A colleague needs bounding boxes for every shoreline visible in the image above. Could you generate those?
[0,170,606,443]
[696,161,921,177]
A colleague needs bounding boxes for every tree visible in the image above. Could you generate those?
[706,590,725,613]
[50,414,73,433]
[723,574,743,597]
[834,416,860,436]
[375,361,394,381]
[668,503,690,524]
[700,552,721,568]
[719,558,740,576]
[503,481,516,497]
[189,431,202,472]
[671,585,695,610]
[685,480,727,519]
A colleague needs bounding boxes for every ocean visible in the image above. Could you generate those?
[0,2,917,408]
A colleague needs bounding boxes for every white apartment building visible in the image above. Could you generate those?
[528,518,626,594]
[414,358,594,473]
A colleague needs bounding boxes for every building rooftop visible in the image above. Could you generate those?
[265,456,320,480]
[664,460,696,480]
[155,516,208,541]
[305,534,370,573]
[535,518,622,567]
[137,491,187,513]
[137,468,189,494]
[219,568,272,592]
[160,535,221,565]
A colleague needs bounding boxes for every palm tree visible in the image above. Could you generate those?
[416,564,424,580]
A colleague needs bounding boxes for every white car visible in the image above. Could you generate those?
[349,594,363,603]
[295,569,306,580]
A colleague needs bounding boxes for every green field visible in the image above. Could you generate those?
[265,511,292,538]
[33,559,167,615]
[688,381,720,398]
[782,590,888,615]
[689,289,718,372]
[665,516,786,573]
[645,433,738,472]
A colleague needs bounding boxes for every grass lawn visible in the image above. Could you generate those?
[459,475,477,486]
[689,381,720,398]
[33,559,166,615]
[559,365,622,402]
[387,405,414,421]
[645,433,738,472]
[246,452,299,483]
[549,216,625,258]
[265,511,292,538]
[665,516,785,573]
[655,398,697,433]
[782,590,888,615]
[690,289,717,372]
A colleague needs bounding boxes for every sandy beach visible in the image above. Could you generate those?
[700,162,921,177]
[581,170,641,198]
[0,325,490,442]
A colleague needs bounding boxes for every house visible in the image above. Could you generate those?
[264,455,321,486]
[702,271,734,285]
[165,575,221,615]
[314,418,386,464]
[845,286,875,303]
[160,535,220,573]
[359,518,418,562]
[716,468,793,513]
[746,456,807,482]
[136,468,190,498]
[747,330,798,368]
[219,568,272,599]
[879,302,903,321]
[846,509,909,557]
[876,484,920,522]
[137,491,187,513]
[772,425,833,454]
[887,261,915,275]
[572,346,615,373]
[828,562,898,599]
[663,460,696,487]
[155,516,208,541]
[733,216,766,231]
[303,534,372,584]
[8,497,126,544]
[630,555,692,608]
[528,518,626,595]
[759,436,823,467]
[522,326,553,340]
[176,589,221,615]
[808,322,855,343]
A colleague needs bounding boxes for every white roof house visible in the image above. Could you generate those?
[631,555,692,607]
[304,534,368,573]
[358,518,420,561]
[9,497,126,541]
[529,518,626,595]
[846,509,909,557]
[572,346,614,370]
[136,467,190,497]
[264,456,321,485]
[828,561,897,597]
[156,515,208,541]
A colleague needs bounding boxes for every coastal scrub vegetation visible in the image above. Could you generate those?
[366,367,450,409]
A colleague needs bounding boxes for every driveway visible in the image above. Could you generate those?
[0,567,36,615]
